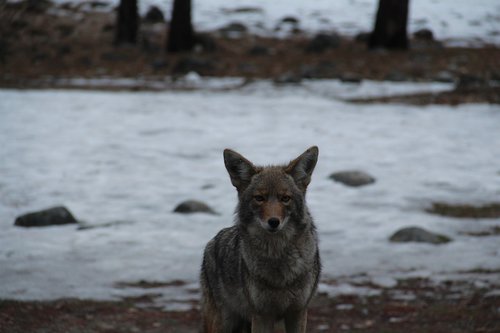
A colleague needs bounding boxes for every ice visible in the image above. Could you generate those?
[0,82,499,304]
[42,0,500,45]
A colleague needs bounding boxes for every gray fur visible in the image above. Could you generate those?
[200,147,321,332]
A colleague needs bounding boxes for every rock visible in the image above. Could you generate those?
[455,74,490,90]
[385,71,408,82]
[354,32,371,43]
[389,227,452,244]
[340,73,363,84]
[329,170,375,187]
[275,16,301,35]
[151,59,168,71]
[172,57,215,75]
[143,6,165,23]
[434,70,455,83]
[273,71,302,85]
[15,206,78,227]
[306,33,341,53]
[219,22,248,38]
[194,33,217,52]
[300,62,337,79]
[173,200,217,215]
[413,28,434,41]
[248,45,271,56]
[281,16,300,25]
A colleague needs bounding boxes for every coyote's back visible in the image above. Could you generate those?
[200,147,321,333]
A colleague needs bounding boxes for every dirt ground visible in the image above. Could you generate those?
[1,0,499,104]
[1,278,499,333]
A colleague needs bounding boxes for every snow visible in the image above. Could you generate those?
[0,81,499,308]
[43,0,500,45]
[42,76,454,98]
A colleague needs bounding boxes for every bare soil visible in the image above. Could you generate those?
[1,278,499,333]
[1,1,499,104]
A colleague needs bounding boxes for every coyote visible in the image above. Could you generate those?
[200,146,321,332]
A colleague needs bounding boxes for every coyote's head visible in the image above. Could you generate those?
[223,147,318,234]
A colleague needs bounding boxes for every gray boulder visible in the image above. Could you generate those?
[172,56,215,75]
[15,206,78,227]
[390,227,451,244]
[413,28,434,41]
[173,200,217,215]
[219,22,248,38]
[329,170,375,187]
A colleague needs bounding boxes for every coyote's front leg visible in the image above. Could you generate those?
[251,316,274,333]
[284,309,307,333]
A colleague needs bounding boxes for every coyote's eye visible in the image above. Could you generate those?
[254,195,265,203]
[281,195,291,203]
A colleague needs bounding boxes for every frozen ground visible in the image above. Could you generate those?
[43,0,500,45]
[0,81,499,309]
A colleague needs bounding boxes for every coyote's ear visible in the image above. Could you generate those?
[224,149,257,192]
[285,146,319,191]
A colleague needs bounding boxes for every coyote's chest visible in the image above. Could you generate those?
[241,240,318,315]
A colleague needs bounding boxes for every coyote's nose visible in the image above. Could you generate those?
[267,218,280,230]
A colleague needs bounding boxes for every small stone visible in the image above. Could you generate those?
[306,33,341,53]
[273,71,302,85]
[434,71,455,83]
[248,45,271,56]
[15,206,78,227]
[281,16,300,24]
[219,22,248,38]
[413,28,434,41]
[173,200,217,215]
[172,57,215,75]
[389,227,452,244]
[385,71,408,82]
[329,170,375,187]
[340,73,362,84]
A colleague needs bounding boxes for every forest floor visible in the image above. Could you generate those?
[1,0,499,104]
[1,278,500,333]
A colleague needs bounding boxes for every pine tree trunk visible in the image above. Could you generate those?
[115,0,138,45]
[368,0,409,50]
[167,0,195,53]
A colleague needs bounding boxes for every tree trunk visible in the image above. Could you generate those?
[167,0,194,53]
[115,0,138,45]
[368,0,409,50]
